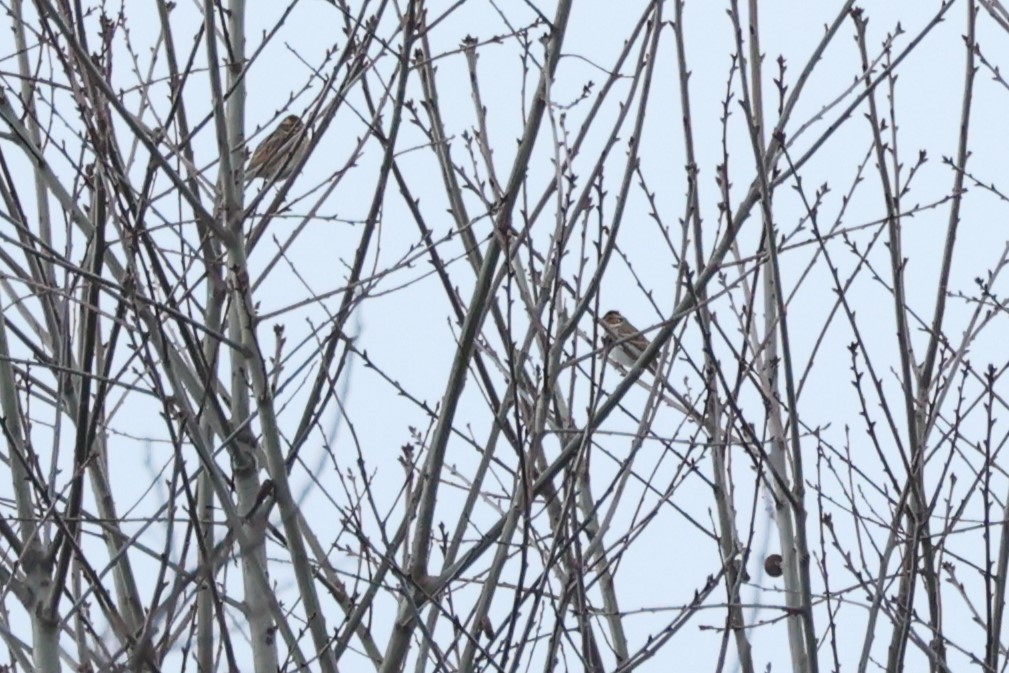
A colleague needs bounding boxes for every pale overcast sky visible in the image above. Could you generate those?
[3,1,1006,671]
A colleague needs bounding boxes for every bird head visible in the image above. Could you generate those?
[601,310,624,327]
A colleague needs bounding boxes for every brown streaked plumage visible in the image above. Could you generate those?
[245,115,309,184]
[600,309,656,373]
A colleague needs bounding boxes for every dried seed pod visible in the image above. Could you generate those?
[764,553,783,578]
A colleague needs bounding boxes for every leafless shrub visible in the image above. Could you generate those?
[1,1,1002,672]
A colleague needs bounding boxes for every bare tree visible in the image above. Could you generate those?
[1,1,1004,672]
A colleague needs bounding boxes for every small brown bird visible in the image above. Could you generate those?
[245,114,309,184]
[600,310,657,373]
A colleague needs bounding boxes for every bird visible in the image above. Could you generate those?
[245,114,309,184]
[599,310,657,374]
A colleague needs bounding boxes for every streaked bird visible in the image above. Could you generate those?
[245,114,309,184]
[600,309,657,374]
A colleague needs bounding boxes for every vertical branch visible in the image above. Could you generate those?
[382,2,574,672]
[201,0,283,669]
[851,11,948,673]
[674,0,755,667]
[730,1,816,668]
